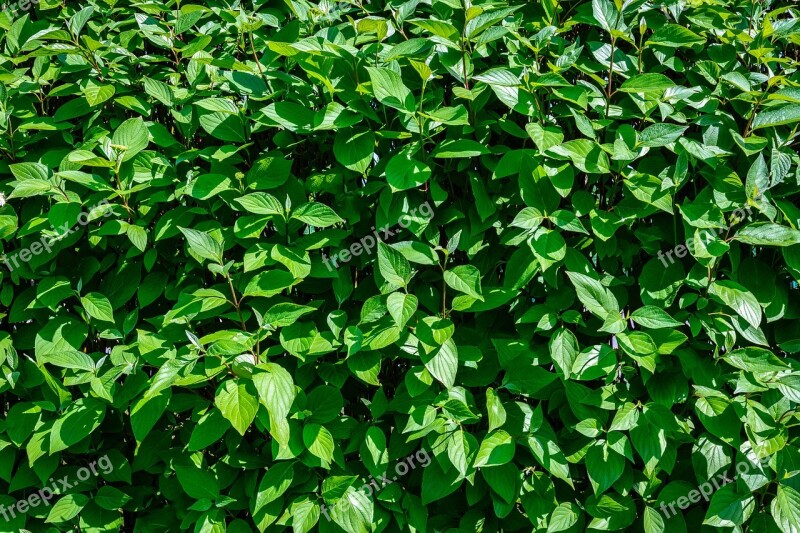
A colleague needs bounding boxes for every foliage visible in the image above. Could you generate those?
[1,0,800,531]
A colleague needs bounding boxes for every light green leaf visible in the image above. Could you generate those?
[215,380,259,436]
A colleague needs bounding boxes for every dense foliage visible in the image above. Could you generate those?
[2,0,800,531]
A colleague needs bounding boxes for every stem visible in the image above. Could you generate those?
[461,43,469,89]
[226,273,250,339]
[743,92,766,138]
[605,35,616,116]
[440,259,448,319]
[605,10,623,116]
[249,31,265,79]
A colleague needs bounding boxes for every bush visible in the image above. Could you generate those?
[1,0,800,531]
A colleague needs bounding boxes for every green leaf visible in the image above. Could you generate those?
[630,306,682,329]
[111,118,150,161]
[385,151,431,191]
[303,423,335,466]
[235,193,284,216]
[131,388,170,443]
[334,129,375,173]
[254,461,294,514]
[330,486,373,533]
[45,494,89,523]
[709,280,762,329]
[421,338,458,389]
[444,265,484,301]
[771,485,800,533]
[178,227,223,263]
[547,139,610,174]
[431,139,491,158]
[566,271,619,319]
[646,24,706,48]
[215,380,259,436]
[585,444,624,494]
[752,105,800,130]
[474,430,515,467]
[378,242,412,287]
[734,223,800,246]
[486,388,506,432]
[619,74,675,93]
[291,203,343,227]
[253,363,296,419]
[387,292,418,329]
[50,398,106,454]
[638,124,688,147]
[591,0,620,33]
[550,327,579,378]
[366,67,415,112]
[703,484,754,527]
[81,292,115,323]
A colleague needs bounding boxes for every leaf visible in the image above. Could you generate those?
[84,82,116,107]
[474,430,515,467]
[585,445,624,494]
[734,223,800,246]
[50,398,106,454]
[143,77,174,107]
[215,380,259,436]
[547,139,610,174]
[771,485,800,533]
[199,111,245,141]
[566,271,619,319]
[69,6,95,37]
[646,24,706,48]
[708,280,762,329]
[178,227,223,263]
[254,462,294,514]
[95,486,132,511]
[431,139,491,158]
[444,265,484,301]
[486,388,506,432]
[334,129,375,173]
[45,494,89,524]
[81,292,115,323]
[235,192,284,216]
[303,423,335,466]
[703,484,754,527]
[638,124,688,147]
[330,486,373,533]
[752,105,800,130]
[592,0,620,33]
[385,151,431,191]
[111,118,150,161]
[377,242,412,287]
[291,203,343,227]
[643,506,665,533]
[619,74,675,93]
[252,363,296,419]
[420,338,458,389]
[386,292,417,329]
[366,67,415,112]
[630,306,682,329]
[550,327,579,378]
[131,388,170,442]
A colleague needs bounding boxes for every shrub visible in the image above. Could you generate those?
[1,0,800,531]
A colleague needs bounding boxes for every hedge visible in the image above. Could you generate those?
[1,0,800,531]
